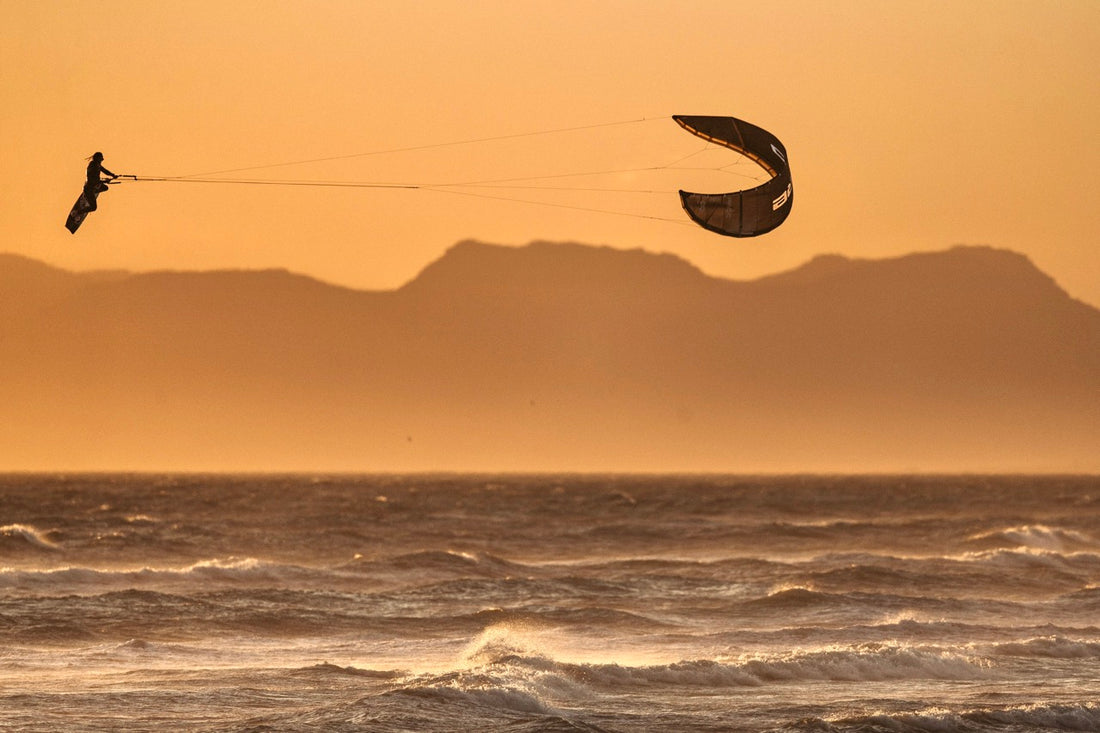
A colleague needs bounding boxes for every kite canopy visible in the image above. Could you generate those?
[674,115,792,237]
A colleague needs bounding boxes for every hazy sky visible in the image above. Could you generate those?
[5,1,1099,306]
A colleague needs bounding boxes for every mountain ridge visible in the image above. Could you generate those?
[1,242,1097,472]
[0,242,1079,306]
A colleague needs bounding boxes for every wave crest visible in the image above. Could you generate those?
[969,524,1096,552]
[992,636,1100,659]
[810,702,1100,732]
[0,557,320,593]
[0,523,60,551]
[460,625,984,689]
[738,645,985,683]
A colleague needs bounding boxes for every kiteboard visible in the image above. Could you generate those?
[65,183,108,234]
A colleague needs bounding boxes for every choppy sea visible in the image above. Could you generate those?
[1,474,1098,732]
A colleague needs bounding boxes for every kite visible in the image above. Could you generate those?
[674,115,793,237]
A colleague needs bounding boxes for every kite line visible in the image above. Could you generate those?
[96,114,783,231]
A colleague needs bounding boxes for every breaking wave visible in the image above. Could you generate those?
[454,626,986,691]
[0,523,61,551]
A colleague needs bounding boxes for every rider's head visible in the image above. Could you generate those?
[92,152,104,161]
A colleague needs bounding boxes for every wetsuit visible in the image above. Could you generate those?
[84,159,116,211]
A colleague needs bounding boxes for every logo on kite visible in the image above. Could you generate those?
[673,115,793,237]
[772,183,792,211]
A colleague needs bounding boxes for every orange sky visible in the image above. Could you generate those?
[4,1,1099,306]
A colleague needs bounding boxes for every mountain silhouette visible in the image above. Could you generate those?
[2,242,1097,471]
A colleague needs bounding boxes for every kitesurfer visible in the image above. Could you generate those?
[84,152,116,211]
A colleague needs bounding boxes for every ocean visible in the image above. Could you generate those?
[1,474,1098,732]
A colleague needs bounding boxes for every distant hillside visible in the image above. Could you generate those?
[2,242,1098,472]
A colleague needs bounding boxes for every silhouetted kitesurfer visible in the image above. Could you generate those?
[84,152,116,211]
